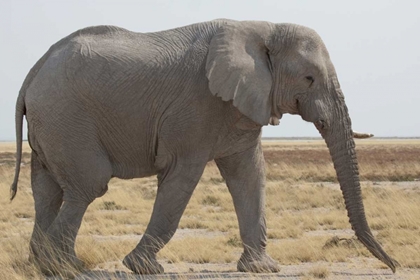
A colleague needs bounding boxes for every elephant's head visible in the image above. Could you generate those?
[206,21,398,272]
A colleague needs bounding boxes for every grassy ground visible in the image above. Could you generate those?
[0,139,419,279]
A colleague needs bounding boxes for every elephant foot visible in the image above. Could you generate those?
[31,253,84,277]
[29,240,84,276]
[123,250,164,274]
[237,252,280,273]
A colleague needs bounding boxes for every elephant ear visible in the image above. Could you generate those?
[206,21,274,126]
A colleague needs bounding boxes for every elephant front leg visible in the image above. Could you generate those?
[216,142,280,273]
[123,159,207,274]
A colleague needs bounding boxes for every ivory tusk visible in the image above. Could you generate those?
[352,130,374,139]
[269,116,280,126]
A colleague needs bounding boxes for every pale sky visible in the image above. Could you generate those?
[1,0,419,140]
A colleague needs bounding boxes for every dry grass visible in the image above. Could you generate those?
[306,264,330,278]
[263,139,420,182]
[0,139,419,279]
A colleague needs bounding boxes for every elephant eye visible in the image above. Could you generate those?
[305,76,314,87]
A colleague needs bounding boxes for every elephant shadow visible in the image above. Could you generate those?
[46,269,396,279]
[46,270,300,279]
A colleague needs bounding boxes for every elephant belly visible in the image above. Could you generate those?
[111,161,158,179]
[98,129,159,180]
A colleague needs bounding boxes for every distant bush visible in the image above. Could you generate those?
[100,201,125,211]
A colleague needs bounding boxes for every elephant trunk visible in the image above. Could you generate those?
[320,95,399,272]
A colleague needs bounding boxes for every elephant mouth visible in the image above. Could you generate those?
[295,99,300,115]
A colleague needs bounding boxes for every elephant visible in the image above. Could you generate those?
[10,19,397,275]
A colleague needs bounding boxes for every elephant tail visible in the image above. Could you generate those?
[10,93,25,201]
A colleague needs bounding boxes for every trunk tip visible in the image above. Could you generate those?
[357,233,399,273]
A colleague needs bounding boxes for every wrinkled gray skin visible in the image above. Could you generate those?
[11,19,398,275]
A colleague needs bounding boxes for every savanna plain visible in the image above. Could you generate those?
[1,139,419,279]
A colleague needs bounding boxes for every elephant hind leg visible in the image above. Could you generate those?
[29,152,63,267]
[123,157,207,274]
[40,201,89,276]
[31,149,113,276]
[31,152,63,231]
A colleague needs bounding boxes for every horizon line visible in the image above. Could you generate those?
[1,136,420,142]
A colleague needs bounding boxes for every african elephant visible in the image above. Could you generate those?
[11,19,397,275]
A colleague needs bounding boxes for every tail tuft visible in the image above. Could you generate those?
[10,184,17,201]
